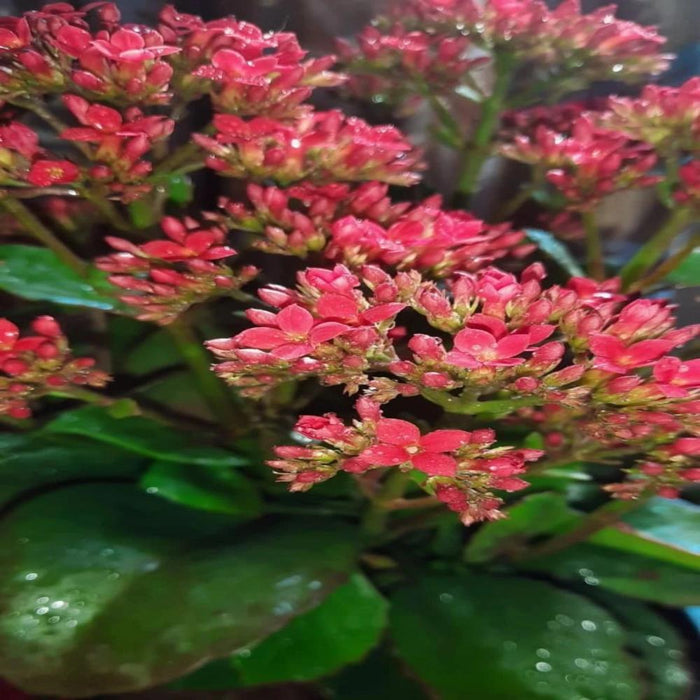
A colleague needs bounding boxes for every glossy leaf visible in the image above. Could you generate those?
[233,573,388,684]
[324,647,429,700]
[0,245,116,310]
[520,544,700,606]
[0,484,357,697]
[465,493,578,563]
[666,247,700,286]
[597,593,692,700]
[140,460,261,517]
[0,433,145,508]
[525,228,585,277]
[390,571,641,700]
[44,406,246,468]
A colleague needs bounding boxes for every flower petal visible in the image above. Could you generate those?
[412,452,457,476]
[376,418,421,447]
[420,429,472,453]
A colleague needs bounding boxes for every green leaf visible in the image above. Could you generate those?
[140,460,261,517]
[44,406,246,468]
[0,484,357,697]
[0,245,116,310]
[520,543,700,606]
[666,247,700,286]
[465,493,579,563]
[596,594,692,700]
[525,228,585,277]
[164,174,194,204]
[324,647,429,700]
[0,433,145,508]
[622,497,700,556]
[232,573,388,684]
[390,571,642,700]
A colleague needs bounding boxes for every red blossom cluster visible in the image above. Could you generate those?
[209,263,699,516]
[61,94,174,200]
[0,120,80,188]
[217,181,531,274]
[0,315,108,418]
[336,25,487,109]
[383,0,669,83]
[195,111,422,186]
[500,115,660,211]
[269,397,542,524]
[158,5,342,115]
[601,77,700,154]
[96,216,257,324]
[675,160,700,208]
[0,3,176,104]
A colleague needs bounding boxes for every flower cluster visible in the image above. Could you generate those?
[218,181,531,274]
[195,111,422,186]
[336,25,487,109]
[96,216,257,324]
[269,397,542,524]
[500,115,659,211]
[675,160,700,209]
[0,315,108,418]
[61,94,174,200]
[382,0,669,84]
[0,3,176,104]
[601,78,700,155]
[210,263,699,516]
[0,120,80,188]
[158,5,342,115]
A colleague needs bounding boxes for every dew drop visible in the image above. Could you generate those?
[439,592,454,604]
[48,616,61,624]
[36,596,49,605]
[237,648,252,659]
[574,658,590,669]
[50,600,67,609]
[35,607,49,615]
[581,619,597,631]
[502,640,517,651]
[24,572,38,581]
[646,635,665,647]
[307,580,322,591]
[273,601,293,616]
[535,662,552,672]
[536,648,550,659]
[612,64,624,73]
[145,487,159,494]
[66,619,78,628]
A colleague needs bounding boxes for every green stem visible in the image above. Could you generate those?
[82,190,130,231]
[421,388,541,415]
[0,197,86,274]
[456,52,514,198]
[361,470,411,538]
[155,140,204,175]
[629,233,700,293]
[620,208,693,289]
[582,209,604,280]
[515,498,646,561]
[166,316,248,437]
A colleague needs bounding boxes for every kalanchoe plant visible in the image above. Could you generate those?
[0,2,697,699]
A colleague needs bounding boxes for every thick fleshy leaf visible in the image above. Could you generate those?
[390,571,642,700]
[44,406,248,468]
[595,593,692,700]
[524,228,585,278]
[140,460,261,517]
[0,433,146,509]
[0,484,357,697]
[666,247,700,286]
[0,245,116,310]
[520,543,700,606]
[232,573,388,684]
[324,648,429,700]
[464,493,578,564]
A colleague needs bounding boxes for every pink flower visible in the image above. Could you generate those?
[27,159,80,186]
[589,334,674,373]
[358,418,472,476]
[232,304,350,360]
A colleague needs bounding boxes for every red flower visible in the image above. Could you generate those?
[232,304,350,360]
[358,418,472,476]
[589,334,674,373]
[27,159,80,186]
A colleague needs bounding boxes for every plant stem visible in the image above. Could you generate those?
[456,52,514,198]
[628,233,700,293]
[582,209,604,280]
[166,315,249,437]
[515,498,646,561]
[620,207,694,289]
[421,388,541,415]
[361,470,411,538]
[155,141,204,175]
[0,197,86,273]
[82,190,130,231]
